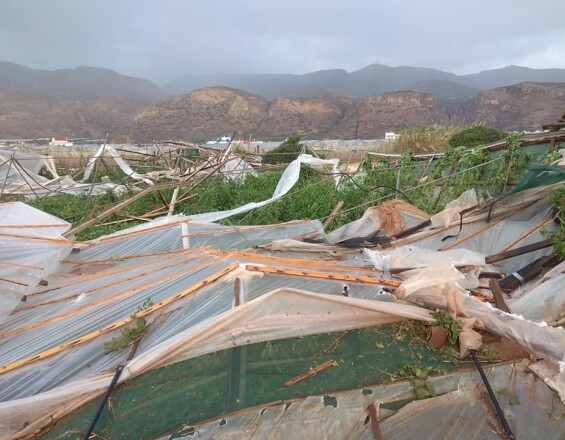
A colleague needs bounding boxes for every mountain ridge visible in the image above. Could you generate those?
[126,82,565,142]
[0,60,564,140]
[163,63,565,101]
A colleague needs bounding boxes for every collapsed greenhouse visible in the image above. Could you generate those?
[1,129,565,439]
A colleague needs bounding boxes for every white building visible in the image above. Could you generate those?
[49,136,73,146]
[384,132,400,141]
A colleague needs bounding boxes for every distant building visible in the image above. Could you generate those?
[206,136,231,145]
[384,132,400,141]
[49,136,73,146]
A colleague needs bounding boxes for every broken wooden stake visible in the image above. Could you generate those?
[498,253,558,291]
[489,279,511,313]
[366,404,384,440]
[485,239,554,264]
[283,359,336,388]
[323,201,344,230]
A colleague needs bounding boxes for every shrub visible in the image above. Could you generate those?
[383,125,462,153]
[449,125,506,148]
[262,136,303,164]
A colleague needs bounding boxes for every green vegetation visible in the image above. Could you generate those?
[449,125,507,148]
[547,186,565,261]
[384,125,462,153]
[23,133,537,241]
[538,149,562,165]
[262,135,303,164]
[431,309,463,347]
[104,299,154,352]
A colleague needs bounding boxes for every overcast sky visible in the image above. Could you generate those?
[1,0,564,84]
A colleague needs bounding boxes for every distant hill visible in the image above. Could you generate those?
[0,88,149,138]
[0,61,165,102]
[472,82,565,130]
[163,63,565,102]
[1,60,564,140]
[408,79,479,100]
[0,61,166,138]
[128,87,448,141]
[464,66,565,90]
[128,83,565,141]
[163,64,475,100]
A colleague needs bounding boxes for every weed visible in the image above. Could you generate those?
[105,298,154,352]
[431,310,463,348]
[397,363,445,399]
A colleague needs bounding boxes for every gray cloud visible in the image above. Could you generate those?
[0,0,563,84]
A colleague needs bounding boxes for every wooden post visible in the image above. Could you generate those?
[234,277,243,307]
[323,201,344,231]
[489,279,511,313]
[367,404,384,440]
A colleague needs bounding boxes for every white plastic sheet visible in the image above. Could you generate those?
[430,189,478,229]
[82,144,154,185]
[219,156,256,181]
[327,200,430,244]
[186,154,339,223]
[0,202,72,322]
[0,288,433,439]
[396,261,565,362]
[511,261,565,323]
[0,150,60,187]
[364,246,486,270]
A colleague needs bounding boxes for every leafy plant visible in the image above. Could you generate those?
[105,298,154,352]
[383,125,462,153]
[397,363,444,399]
[431,310,463,347]
[262,136,303,164]
[545,187,565,261]
[538,149,562,165]
[449,125,507,148]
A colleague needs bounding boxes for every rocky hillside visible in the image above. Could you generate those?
[1,58,564,140]
[0,88,147,138]
[0,61,165,138]
[128,83,565,141]
[128,87,450,141]
[472,82,565,130]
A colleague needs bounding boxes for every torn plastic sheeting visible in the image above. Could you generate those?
[0,288,433,439]
[0,203,73,322]
[0,149,60,186]
[125,287,434,377]
[379,360,565,439]
[0,372,114,439]
[404,201,556,275]
[326,199,430,244]
[396,262,565,361]
[397,184,563,249]
[186,154,339,223]
[219,156,257,181]
[510,272,565,323]
[430,189,478,229]
[364,246,485,270]
[528,358,565,403]
[82,144,154,185]
[163,361,565,440]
